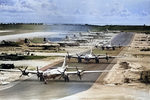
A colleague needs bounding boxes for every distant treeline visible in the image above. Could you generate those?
[0,23,44,30]
[92,25,150,32]
[0,23,150,32]
[0,23,43,25]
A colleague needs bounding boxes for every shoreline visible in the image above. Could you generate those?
[0,31,59,41]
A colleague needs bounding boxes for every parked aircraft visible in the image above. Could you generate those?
[106,29,121,33]
[79,32,98,38]
[101,40,122,50]
[87,29,104,35]
[67,48,120,63]
[0,56,111,84]
[87,29,117,38]
[64,34,90,43]
[101,41,115,50]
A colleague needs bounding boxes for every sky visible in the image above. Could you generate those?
[0,0,150,25]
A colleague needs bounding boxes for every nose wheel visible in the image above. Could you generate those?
[64,76,69,82]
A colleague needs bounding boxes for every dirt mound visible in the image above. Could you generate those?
[140,70,150,84]
[119,62,131,69]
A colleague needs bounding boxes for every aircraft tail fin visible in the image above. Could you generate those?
[90,47,93,55]
[106,29,109,32]
[79,32,82,36]
[110,40,111,45]
[87,29,91,33]
[73,34,76,38]
[65,35,69,40]
[61,55,68,69]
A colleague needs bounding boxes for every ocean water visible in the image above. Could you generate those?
[45,24,93,42]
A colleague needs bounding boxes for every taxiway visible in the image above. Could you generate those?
[0,32,134,100]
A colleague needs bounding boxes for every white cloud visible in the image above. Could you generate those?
[0,0,150,25]
[90,10,102,16]
[73,9,83,15]
[114,2,124,10]
[119,9,131,17]
[142,10,149,17]
[81,1,86,4]
[0,0,61,15]
[102,2,131,17]
[105,3,109,7]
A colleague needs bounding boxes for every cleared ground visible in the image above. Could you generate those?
[0,32,137,100]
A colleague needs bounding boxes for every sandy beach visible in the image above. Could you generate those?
[0,31,60,41]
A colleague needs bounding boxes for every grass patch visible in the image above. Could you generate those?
[23,56,48,60]
[140,48,150,51]
[0,30,38,36]
[0,55,59,60]
[92,47,124,56]
[133,54,150,58]
[30,37,44,43]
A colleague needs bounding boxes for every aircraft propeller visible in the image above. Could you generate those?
[95,55,99,63]
[37,66,40,78]
[36,67,44,81]
[76,53,82,63]
[67,52,71,60]
[106,53,109,62]
[76,66,84,80]
[57,69,69,81]
[18,66,29,77]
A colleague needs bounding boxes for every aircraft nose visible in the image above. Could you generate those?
[84,56,89,60]
[43,73,47,76]
[43,72,49,76]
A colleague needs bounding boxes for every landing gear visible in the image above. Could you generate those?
[40,77,44,81]
[112,46,115,50]
[64,76,69,82]
[95,57,99,63]
[44,81,47,84]
[78,58,82,63]
[101,46,105,50]
[38,73,44,81]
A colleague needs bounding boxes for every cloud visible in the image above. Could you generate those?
[0,1,35,12]
[73,9,83,15]
[90,10,102,16]
[103,2,131,17]
[0,0,64,23]
[114,2,124,10]
[142,10,149,17]
[118,9,131,17]
[0,0,61,15]
[0,4,34,13]
[81,1,86,4]
[0,0,149,25]
[105,3,110,7]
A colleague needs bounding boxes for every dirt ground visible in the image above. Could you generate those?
[60,33,150,100]
[104,33,150,90]
[1,33,150,99]
[0,46,89,84]
[0,57,63,84]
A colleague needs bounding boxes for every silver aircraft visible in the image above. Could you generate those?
[0,56,111,84]
[67,48,121,63]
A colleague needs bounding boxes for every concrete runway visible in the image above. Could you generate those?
[0,32,134,100]
[111,32,135,46]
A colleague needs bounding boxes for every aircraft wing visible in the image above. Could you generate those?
[0,69,43,74]
[65,70,112,75]
[81,70,112,73]
[107,56,124,58]
[98,56,108,59]
[69,55,86,59]
[90,56,97,59]
[0,69,21,72]
[70,55,78,58]
[98,56,123,59]
[27,70,43,74]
